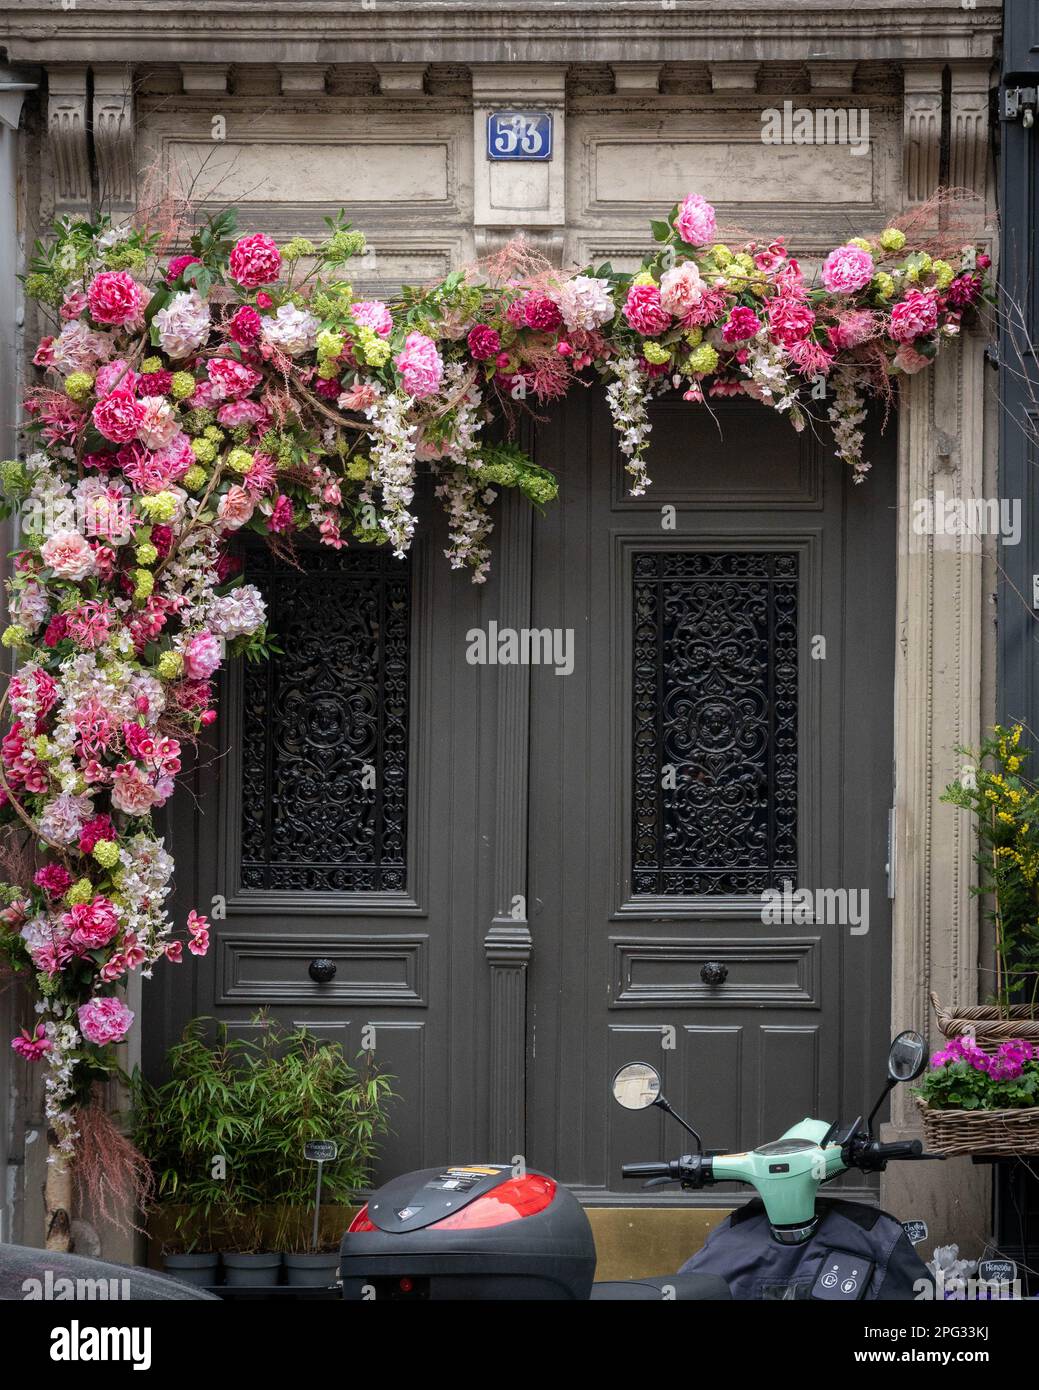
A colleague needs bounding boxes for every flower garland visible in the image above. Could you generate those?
[0,193,989,1158]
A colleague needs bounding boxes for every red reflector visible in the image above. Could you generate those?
[433,1175,556,1231]
[348,1205,377,1233]
[399,1277,414,1293]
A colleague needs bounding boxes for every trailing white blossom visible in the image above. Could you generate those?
[604,355,654,495]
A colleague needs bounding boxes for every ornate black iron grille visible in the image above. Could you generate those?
[238,545,410,893]
[632,551,798,896]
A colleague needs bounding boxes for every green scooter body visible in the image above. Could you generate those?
[709,1117,847,1229]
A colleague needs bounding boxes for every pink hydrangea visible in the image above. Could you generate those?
[93,388,145,444]
[394,332,444,399]
[77,996,135,1046]
[721,306,762,343]
[622,283,671,336]
[183,630,223,680]
[888,289,939,343]
[674,193,717,247]
[87,271,145,326]
[228,233,281,289]
[350,300,394,338]
[821,244,874,295]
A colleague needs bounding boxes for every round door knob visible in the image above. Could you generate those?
[308,957,337,983]
[699,961,728,986]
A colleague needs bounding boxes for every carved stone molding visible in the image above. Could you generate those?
[903,64,943,205]
[278,64,328,96]
[806,62,857,92]
[46,65,90,208]
[611,64,663,95]
[949,61,992,205]
[709,62,761,92]
[92,64,135,208]
[376,64,427,96]
[890,332,986,1131]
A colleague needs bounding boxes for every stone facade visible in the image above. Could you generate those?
[0,1,1003,1260]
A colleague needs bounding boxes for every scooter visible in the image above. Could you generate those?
[612,1029,943,1300]
[338,1029,938,1300]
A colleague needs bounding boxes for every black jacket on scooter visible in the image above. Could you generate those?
[681,1197,936,1301]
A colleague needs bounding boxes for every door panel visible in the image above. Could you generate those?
[527,389,896,1199]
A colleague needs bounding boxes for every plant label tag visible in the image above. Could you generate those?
[902,1219,928,1245]
[978,1258,1016,1285]
[304,1140,338,1162]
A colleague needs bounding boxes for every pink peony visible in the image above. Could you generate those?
[87,271,145,326]
[268,494,296,533]
[674,193,717,247]
[622,283,671,336]
[40,530,96,581]
[721,306,762,343]
[217,399,268,430]
[183,630,223,680]
[394,331,444,399]
[207,357,262,401]
[228,233,281,288]
[94,359,138,397]
[523,294,563,332]
[467,325,501,361]
[136,395,179,450]
[34,864,73,897]
[93,388,145,443]
[767,297,816,346]
[228,304,262,346]
[217,485,255,531]
[110,767,162,816]
[64,897,121,951]
[821,244,874,295]
[165,253,202,284]
[889,289,939,343]
[350,300,393,338]
[659,262,705,317]
[893,343,932,374]
[77,996,135,1046]
[828,309,877,350]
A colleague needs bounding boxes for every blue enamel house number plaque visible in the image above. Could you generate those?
[487,111,553,161]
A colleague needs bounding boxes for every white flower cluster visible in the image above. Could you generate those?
[604,355,654,495]
[828,371,870,481]
[206,583,267,641]
[740,337,799,415]
[434,466,497,583]
[365,390,418,557]
[154,289,211,360]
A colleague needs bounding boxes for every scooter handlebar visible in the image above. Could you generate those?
[871,1139,923,1160]
[621,1161,676,1179]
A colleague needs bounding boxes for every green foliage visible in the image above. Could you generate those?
[132,1016,394,1253]
[916,1057,1039,1112]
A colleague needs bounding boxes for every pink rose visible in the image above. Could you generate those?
[77,996,135,1046]
[40,530,96,581]
[394,331,444,399]
[93,388,145,443]
[821,244,874,295]
[674,193,717,248]
[659,263,705,317]
[217,484,255,530]
[64,897,120,951]
[87,271,144,326]
[622,283,671,336]
[228,233,281,289]
[183,630,223,679]
[889,289,939,343]
[722,306,762,343]
[350,300,393,338]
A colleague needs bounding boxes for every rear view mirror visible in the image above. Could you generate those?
[887,1030,927,1083]
[612,1062,662,1110]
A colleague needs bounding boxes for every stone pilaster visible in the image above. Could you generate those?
[92,64,136,210]
[46,66,90,210]
[903,64,943,205]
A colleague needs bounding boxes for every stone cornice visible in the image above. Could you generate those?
[0,2,1001,66]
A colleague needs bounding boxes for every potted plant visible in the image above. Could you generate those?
[915,1035,1039,1156]
[251,1022,394,1287]
[939,724,1039,1042]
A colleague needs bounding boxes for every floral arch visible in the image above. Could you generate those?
[0,190,988,1231]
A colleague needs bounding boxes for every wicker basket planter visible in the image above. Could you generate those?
[916,1096,1039,1157]
[930,991,1039,1053]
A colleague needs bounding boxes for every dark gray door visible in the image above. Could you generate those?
[526,390,896,1200]
[147,481,506,1178]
